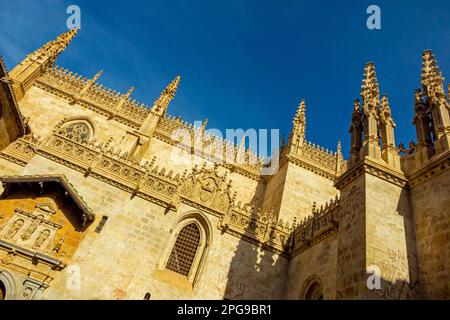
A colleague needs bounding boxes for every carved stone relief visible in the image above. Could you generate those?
[0,203,62,254]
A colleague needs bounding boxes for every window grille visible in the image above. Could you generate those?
[166,223,200,276]
[95,215,108,233]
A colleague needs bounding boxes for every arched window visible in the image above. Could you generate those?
[157,212,212,288]
[301,275,324,300]
[0,281,5,301]
[60,122,91,142]
[304,282,324,300]
[166,223,201,277]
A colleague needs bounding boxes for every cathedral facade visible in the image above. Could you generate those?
[0,29,448,300]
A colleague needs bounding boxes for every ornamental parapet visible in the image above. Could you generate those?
[288,196,340,257]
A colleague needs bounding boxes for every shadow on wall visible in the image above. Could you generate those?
[365,188,423,300]
[221,180,289,300]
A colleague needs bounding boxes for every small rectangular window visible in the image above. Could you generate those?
[95,215,108,233]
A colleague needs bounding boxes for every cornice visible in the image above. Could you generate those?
[335,157,407,189]
[407,150,450,188]
[285,153,337,181]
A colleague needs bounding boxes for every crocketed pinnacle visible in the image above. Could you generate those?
[31,28,78,66]
[361,62,380,108]
[293,99,306,126]
[152,75,180,115]
[379,94,395,126]
[421,50,445,98]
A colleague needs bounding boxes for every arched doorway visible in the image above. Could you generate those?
[0,281,6,300]
[301,275,324,300]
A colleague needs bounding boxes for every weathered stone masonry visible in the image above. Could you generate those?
[0,29,448,300]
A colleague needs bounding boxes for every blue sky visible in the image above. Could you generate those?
[0,0,449,157]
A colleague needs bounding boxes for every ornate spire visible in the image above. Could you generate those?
[10,28,78,100]
[16,28,78,71]
[39,28,78,65]
[290,99,306,147]
[361,62,380,116]
[360,62,382,160]
[421,50,450,154]
[116,86,135,109]
[201,118,208,132]
[421,50,445,99]
[379,95,395,127]
[140,75,180,136]
[293,99,306,127]
[379,94,400,169]
[151,75,180,116]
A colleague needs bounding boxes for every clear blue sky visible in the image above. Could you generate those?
[1,0,449,157]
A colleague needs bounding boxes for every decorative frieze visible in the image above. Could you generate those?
[0,134,40,166]
[288,197,340,257]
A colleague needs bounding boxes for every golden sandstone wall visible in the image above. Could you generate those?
[0,29,449,301]
[285,234,338,299]
[410,168,450,299]
[0,80,293,300]
[273,163,338,222]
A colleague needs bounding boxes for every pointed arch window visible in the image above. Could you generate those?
[301,275,324,300]
[156,212,212,288]
[166,223,201,276]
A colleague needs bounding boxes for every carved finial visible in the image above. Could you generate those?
[294,99,306,123]
[379,94,396,127]
[421,50,445,98]
[151,75,181,116]
[92,70,103,82]
[202,118,208,132]
[361,62,380,115]
[9,28,79,100]
[40,28,78,65]
[289,99,306,148]
[124,86,135,98]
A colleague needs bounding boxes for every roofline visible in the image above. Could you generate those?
[0,174,95,224]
